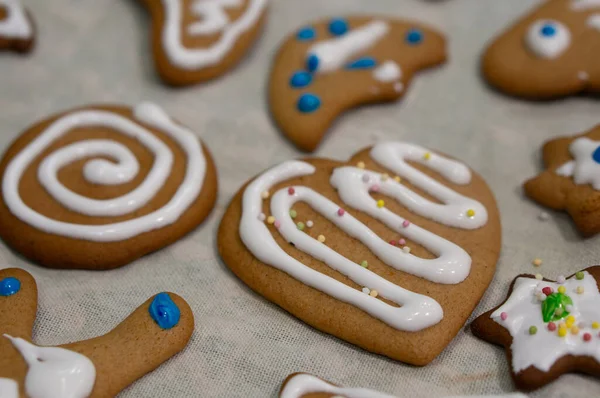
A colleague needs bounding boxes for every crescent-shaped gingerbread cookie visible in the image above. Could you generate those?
[0,102,218,270]
[523,124,600,237]
[269,17,447,152]
[0,0,35,53]
[472,267,600,391]
[138,0,268,86]
[482,0,600,99]
[0,267,194,397]
[218,141,501,365]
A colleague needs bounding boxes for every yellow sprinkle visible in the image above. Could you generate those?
[377,200,385,208]
[317,235,326,243]
[466,209,476,218]
[532,258,542,267]
[566,315,576,328]
[394,176,402,183]
[571,325,580,335]
[558,327,568,337]
[267,216,275,224]
[369,289,379,298]
[423,152,431,160]
[381,173,389,181]
[593,322,600,329]
[261,190,270,199]
[357,161,365,169]
[558,286,566,294]
[577,286,585,294]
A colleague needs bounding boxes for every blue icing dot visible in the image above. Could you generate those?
[406,28,423,45]
[592,146,600,164]
[297,26,316,41]
[290,71,313,88]
[541,23,557,37]
[306,54,319,73]
[297,93,321,113]
[149,292,180,330]
[346,57,377,70]
[0,277,21,297]
[328,18,349,36]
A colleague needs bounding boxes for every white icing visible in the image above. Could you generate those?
[161,0,268,69]
[0,0,32,39]
[280,373,528,398]
[555,137,600,190]
[1,102,206,242]
[307,20,389,74]
[525,20,571,59]
[572,0,600,10]
[373,61,402,83]
[491,272,600,373]
[587,13,600,30]
[0,378,18,398]
[5,335,96,398]
[240,143,488,331]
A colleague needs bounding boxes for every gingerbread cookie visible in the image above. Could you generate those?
[472,267,600,391]
[269,17,447,152]
[0,0,35,53]
[0,102,217,270]
[482,0,600,99]
[279,373,528,398]
[218,141,500,365]
[0,267,194,397]
[524,124,600,236]
[138,0,268,86]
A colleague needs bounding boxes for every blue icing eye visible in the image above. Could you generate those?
[306,54,319,73]
[149,292,180,330]
[346,57,377,70]
[297,93,321,113]
[406,29,423,45]
[540,23,557,37]
[297,26,316,41]
[592,146,600,164]
[290,71,313,88]
[328,18,349,36]
[0,277,21,297]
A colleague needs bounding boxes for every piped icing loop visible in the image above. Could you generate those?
[0,276,20,296]
[240,142,488,332]
[556,137,600,190]
[0,0,33,40]
[1,102,206,242]
[149,292,181,330]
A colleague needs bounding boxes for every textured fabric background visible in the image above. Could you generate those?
[0,0,599,397]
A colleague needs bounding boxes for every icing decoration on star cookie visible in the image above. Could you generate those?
[219,141,500,364]
[0,102,217,270]
[524,124,600,236]
[139,0,268,86]
[0,0,35,53]
[472,267,600,391]
[269,16,446,152]
[482,0,600,99]
[0,267,194,397]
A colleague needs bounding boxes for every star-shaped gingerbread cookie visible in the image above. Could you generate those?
[524,124,600,237]
[0,268,194,397]
[471,267,600,391]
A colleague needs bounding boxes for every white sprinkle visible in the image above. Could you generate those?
[566,304,574,312]
[258,213,266,221]
[538,212,549,221]
[537,293,547,302]
[402,246,411,253]
[362,287,371,295]
[557,275,566,284]
[306,220,314,228]
[535,273,543,280]
[261,190,270,199]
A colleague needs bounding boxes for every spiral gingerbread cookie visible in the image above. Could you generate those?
[218,141,501,365]
[483,0,600,99]
[0,267,194,397]
[472,267,600,391]
[0,0,35,53]
[139,0,268,86]
[524,124,600,236]
[269,17,446,152]
[0,102,217,270]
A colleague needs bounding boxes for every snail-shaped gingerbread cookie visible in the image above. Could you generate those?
[0,0,35,53]
[0,102,217,269]
[269,17,447,152]
[483,0,600,99]
[0,268,194,397]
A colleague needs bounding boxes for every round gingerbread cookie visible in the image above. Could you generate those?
[0,0,35,53]
[0,102,218,270]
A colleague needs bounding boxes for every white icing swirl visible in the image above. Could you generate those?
[0,0,32,39]
[188,0,242,35]
[1,102,206,242]
[525,19,571,59]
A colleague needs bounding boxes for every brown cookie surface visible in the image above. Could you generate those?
[0,102,218,270]
[269,16,447,152]
[218,141,501,365]
[0,0,35,53]
[471,267,600,391]
[524,124,600,237]
[0,267,194,397]
[138,0,268,86]
[482,0,600,99]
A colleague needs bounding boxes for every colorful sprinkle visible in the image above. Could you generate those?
[297,222,305,231]
[557,275,566,284]
[289,71,313,88]
[558,326,568,337]
[362,174,370,183]
[389,240,396,246]
[261,190,270,199]
[584,333,592,342]
[317,235,326,243]
[529,326,537,335]
[306,54,320,72]
[500,312,508,321]
[532,258,542,267]
[274,220,281,229]
[346,57,377,70]
[306,220,314,228]
[267,216,275,224]
[466,209,476,218]
[535,273,543,280]
[290,209,297,218]
[329,18,349,36]
[555,307,564,317]
[406,28,424,45]
[423,152,431,160]
[402,246,411,253]
[297,93,321,113]
[288,187,296,195]
[360,260,368,268]
[536,293,547,302]
[376,200,385,208]
[258,213,266,221]
[370,184,380,193]
[402,220,410,228]
[369,289,379,298]
[381,173,389,181]
[362,287,371,295]
[576,271,585,280]
[593,321,600,329]
[394,176,401,183]
[548,322,557,331]
[297,26,316,41]
[593,146,600,164]
[577,286,585,294]
[398,238,406,246]
[566,315,576,328]
[337,208,345,216]
[542,287,553,296]
[357,161,366,169]
[571,325,580,335]
[558,285,566,294]
[0,277,21,297]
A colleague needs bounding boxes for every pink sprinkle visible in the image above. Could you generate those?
[548,322,556,331]
[398,238,406,246]
[288,187,295,195]
[542,287,553,296]
[500,312,508,321]
[337,208,345,216]
[274,220,281,228]
[584,333,592,342]
[370,184,380,193]
[402,220,410,228]
[389,240,397,246]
